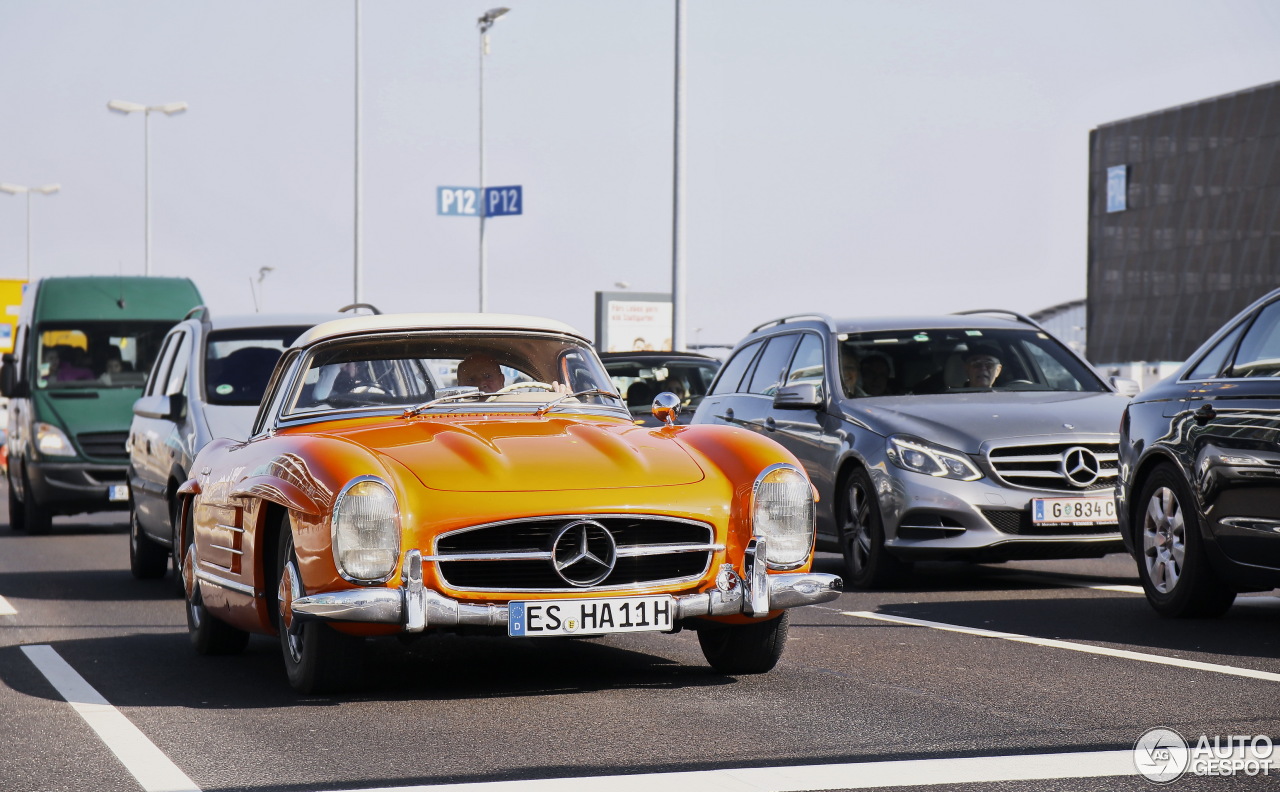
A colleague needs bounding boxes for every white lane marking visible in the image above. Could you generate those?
[0,594,16,615]
[21,645,201,792]
[845,611,1280,682]
[336,750,1136,791]
[1005,574,1144,594]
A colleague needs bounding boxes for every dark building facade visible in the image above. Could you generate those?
[1087,81,1280,365]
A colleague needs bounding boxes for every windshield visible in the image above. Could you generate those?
[204,326,312,406]
[282,331,624,417]
[36,321,171,390]
[838,328,1106,397]
[604,357,720,419]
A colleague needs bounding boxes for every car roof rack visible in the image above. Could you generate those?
[952,308,1044,331]
[750,313,838,333]
[338,302,382,315]
[182,305,209,321]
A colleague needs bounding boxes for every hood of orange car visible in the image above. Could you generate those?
[337,416,706,491]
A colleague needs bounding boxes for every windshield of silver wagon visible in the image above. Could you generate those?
[837,327,1107,396]
[280,331,625,417]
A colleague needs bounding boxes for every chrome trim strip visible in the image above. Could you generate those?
[438,574,712,595]
[195,568,256,597]
[213,522,244,534]
[434,513,715,544]
[208,543,243,556]
[421,542,725,563]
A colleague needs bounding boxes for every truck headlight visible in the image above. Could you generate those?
[35,422,76,457]
[332,477,400,583]
[886,434,983,481]
[751,464,814,570]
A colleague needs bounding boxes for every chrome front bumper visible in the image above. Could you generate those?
[291,539,842,631]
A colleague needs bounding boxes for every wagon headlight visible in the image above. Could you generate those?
[751,464,814,570]
[886,434,982,481]
[35,422,76,457]
[332,477,400,583]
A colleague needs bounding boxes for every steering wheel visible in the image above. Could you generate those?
[349,384,387,395]
[494,381,555,394]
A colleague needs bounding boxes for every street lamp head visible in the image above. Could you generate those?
[158,101,189,116]
[107,99,146,114]
[478,7,510,32]
[0,183,28,195]
[36,184,61,195]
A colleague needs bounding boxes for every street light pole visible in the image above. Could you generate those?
[477,7,510,313]
[107,99,188,276]
[0,183,60,281]
[354,0,363,305]
[671,0,688,352]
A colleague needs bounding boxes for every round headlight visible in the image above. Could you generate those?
[332,477,400,582]
[751,464,814,569]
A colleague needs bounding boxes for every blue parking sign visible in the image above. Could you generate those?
[484,185,522,217]
[438,186,481,216]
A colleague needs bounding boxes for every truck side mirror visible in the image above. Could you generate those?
[0,353,23,399]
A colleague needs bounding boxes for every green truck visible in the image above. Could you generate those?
[1,276,202,533]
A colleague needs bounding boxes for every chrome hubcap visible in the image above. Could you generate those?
[278,559,304,663]
[846,482,871,571]
[1142,486,1185,594]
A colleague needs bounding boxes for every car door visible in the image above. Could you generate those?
[130,329,187,538]
[701,335,799,436]
[1178,297,1280,569]
[763,332,840,504]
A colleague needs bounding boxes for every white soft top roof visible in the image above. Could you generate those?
[293,312,588,348]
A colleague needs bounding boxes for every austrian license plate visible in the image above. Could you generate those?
[108,485,130,502]
[1032,497,1116,525]
[508,595,674,637]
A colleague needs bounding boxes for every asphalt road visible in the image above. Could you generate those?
[3,487,1279,792]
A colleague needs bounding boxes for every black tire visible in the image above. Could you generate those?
[275,521,364,694]
[22,470,51,535]
[129,503,168,579]
[1134,465,1236,618]
[184,502,250,655]
[170,497,187,597]
[698,612,789,674]
[839,468,909,589]
[7,469,26,532]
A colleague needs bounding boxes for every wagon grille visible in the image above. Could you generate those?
[980,508,1119,536]
[986,441,1119,492]
[76,431,129,461]
[431,515,718,592]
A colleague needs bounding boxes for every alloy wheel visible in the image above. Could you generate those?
[1142,486,1185,594]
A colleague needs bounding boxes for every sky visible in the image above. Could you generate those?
[2,0,1279,349]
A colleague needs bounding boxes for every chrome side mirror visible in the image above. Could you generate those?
[1109,376,1141,398]
[652,391,682,426]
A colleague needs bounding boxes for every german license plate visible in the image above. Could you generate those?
[108,485,130,502]
[1032,497,1116,525]
[508,594,674,637]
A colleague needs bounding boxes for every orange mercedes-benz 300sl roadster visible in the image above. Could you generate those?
[178,313,842,692]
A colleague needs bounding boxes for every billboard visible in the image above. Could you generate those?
[0,279,26,354]
[594,291,672,353]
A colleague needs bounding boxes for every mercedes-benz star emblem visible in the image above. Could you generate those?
[1061,446,1101,488]
[551,520,617,587]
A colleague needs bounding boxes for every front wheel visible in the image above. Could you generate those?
[276,522,364,693]
[129,503,168,579]
[7,470,26,532]
[839,468,909,589]
[184,503,250,655]
[1135,466,1236,618]
[698,612,789,674]
[22,470,51,535]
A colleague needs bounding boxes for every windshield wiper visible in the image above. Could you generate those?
[402,387,493,417]
[534,388,620,417]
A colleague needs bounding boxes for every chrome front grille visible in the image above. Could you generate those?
[430,515,719,592]
[986,440,1119,492]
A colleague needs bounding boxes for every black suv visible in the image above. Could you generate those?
[1118,287,1280,616]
